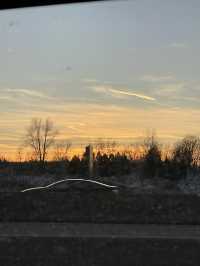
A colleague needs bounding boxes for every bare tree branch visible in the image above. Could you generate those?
[24,118,58,164]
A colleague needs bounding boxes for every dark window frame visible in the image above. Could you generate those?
[0,0,111,10]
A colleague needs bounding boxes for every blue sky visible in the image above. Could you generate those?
[0,0,200,157]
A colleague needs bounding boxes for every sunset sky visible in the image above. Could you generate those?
[0,0,200,158]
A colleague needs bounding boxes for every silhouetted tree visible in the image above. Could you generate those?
[95,152,110,176]
[172,136,200,178]
[110,153,131,176]
[68,155,81,175]
[142,134,162,178]
[0,155,8,168]
[94,152,131,177]
[24,118,58,167]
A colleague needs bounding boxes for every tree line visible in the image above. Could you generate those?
[1,117,200,180]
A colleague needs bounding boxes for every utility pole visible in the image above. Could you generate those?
[85,144,94,178]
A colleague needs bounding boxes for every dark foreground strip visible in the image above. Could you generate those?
[1,223,200,239]
[0,223,200,266]
[1,192,200,224]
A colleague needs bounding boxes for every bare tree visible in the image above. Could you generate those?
[173,135,200,168]
[129,143,144,160]
[25,118,58,164]
[94,138,118,155]
[16,147,23,163]
[53,141,72,161]
[142,131,160,156]
[0,154,7,163]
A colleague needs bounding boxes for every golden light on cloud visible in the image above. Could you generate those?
[1,96,200,160]
[0,80,200,160]
[109,88,156,101]
[92,85,156,101]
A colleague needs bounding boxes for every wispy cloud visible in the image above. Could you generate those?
[1,95,200,159]
[82,78,99,83]
[0,95,16,102]
[141,74,175,82]
[92,85,156,101]
[2,88,52,100]
[169,42,187,48]
[153,83,185,97]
